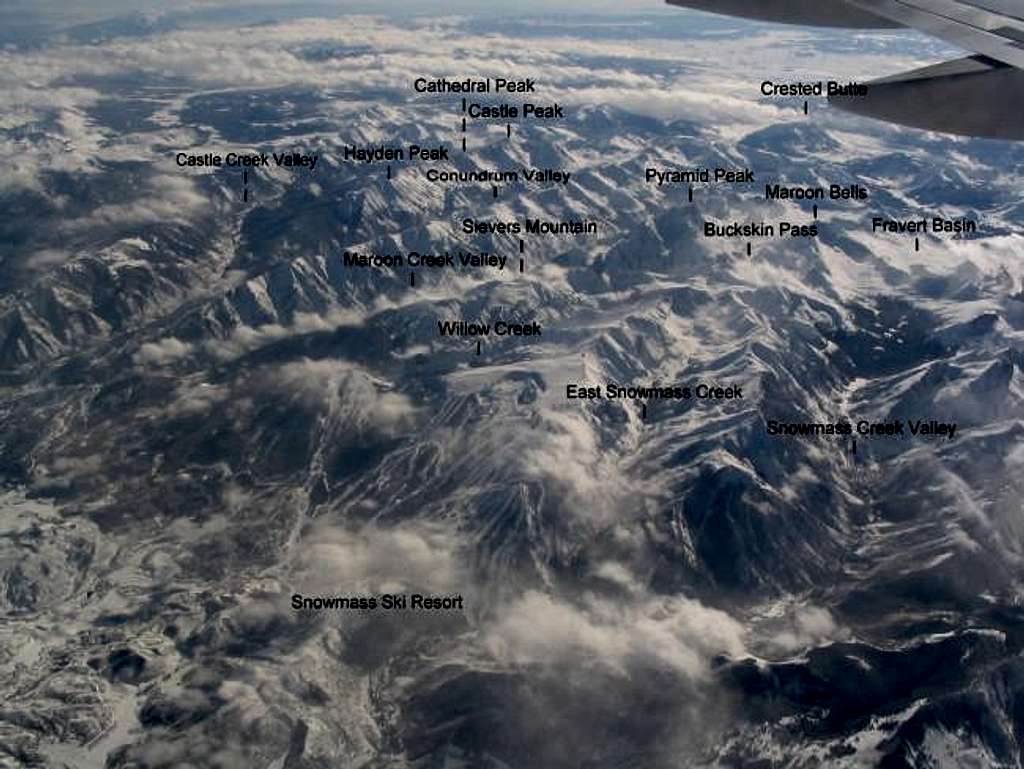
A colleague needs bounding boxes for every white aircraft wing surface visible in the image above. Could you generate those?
[849,0,1024,67]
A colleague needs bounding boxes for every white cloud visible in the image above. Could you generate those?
[134,336,193,366]
[167,381,227,416]
[766,605,847,653]
[23,248,71,271]
[519,408,649,524]
[485,589,746,680]
[64,173,207,231]
[270,357,418,431]
[298,520,464,595]
[204,307,367,361]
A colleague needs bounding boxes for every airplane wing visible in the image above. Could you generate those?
[667,0,1024,138]
[664,0,902,28]
[847,0,1024,68]
[832,0,1024,138]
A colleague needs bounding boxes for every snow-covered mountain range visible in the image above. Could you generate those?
[2,9,1024,768]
